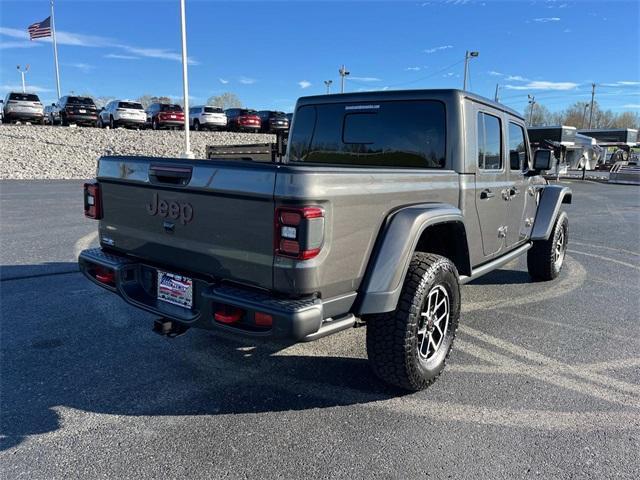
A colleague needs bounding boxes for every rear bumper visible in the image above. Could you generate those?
[115,117,146,126]
[158,119,184,127]
[4,111,43,121]
[78,248,350,341]
[66,114,98,124]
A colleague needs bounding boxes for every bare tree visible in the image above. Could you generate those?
[206,92,242,109]
[136,94,173,108]
[524,103,552,126]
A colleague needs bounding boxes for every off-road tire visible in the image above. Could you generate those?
[527,211,568,281]
[366,253,461,391]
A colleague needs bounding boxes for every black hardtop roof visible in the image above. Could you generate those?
[297,88,523,120]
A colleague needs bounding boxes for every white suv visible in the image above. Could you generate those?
[189,105,227,131]
[2,92,44,124]
[98,100,146,129]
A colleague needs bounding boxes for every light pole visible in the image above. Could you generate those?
[17,65,29,93]
[179,0,193,159]
[324,80,333,94]
[462,51,478,91]
[527,94,536,125]
[339,65,350,93]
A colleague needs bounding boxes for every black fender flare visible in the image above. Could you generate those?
[531,185,572,241]
[356,203,467,315]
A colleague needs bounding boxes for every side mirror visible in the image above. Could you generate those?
[533,149,552,171]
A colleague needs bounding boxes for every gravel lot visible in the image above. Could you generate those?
[0,124,274,180]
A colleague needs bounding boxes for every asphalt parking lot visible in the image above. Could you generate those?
[1,179,639,479]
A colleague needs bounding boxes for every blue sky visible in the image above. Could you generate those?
[1,0,638,114]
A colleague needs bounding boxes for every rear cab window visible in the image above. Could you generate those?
[204,107,222,113]
[477,112,502,171]
[288,100,446,168]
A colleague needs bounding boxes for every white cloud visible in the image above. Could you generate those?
[0,40,42,50]
[488,70,503,76]
[349,76,382,82]
[424,45,453,54]
[603,81,640,87]
[533,17,561,22]
[298,80,312,89]
[506,75,529,82]
[622,104,640,108]
[218,78,229,84]
[0,26,197,64]
[504,81,579,91]
[405,66,421,71]
[104,53,138,60]
[239,77,257,85]
[0,84,52,94]
[65,63,94,73]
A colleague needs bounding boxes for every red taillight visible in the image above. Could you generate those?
[84,182,102,219]
[254,312,273,327]
[214,305,244,324]
[93,266,115,286]
[275,206,324,260]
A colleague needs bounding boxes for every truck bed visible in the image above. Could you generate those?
[96,155,459,299]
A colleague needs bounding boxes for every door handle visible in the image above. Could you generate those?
[480,189,494,199]
[509,187,519,197]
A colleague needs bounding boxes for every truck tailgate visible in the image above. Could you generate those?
[97,156,276,289]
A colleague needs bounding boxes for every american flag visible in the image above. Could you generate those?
[28,16,52,40]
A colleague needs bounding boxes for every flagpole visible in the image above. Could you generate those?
[50,0,61,99]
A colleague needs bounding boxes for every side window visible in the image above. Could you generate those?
[508,122,528,172]
[477,112,502,170]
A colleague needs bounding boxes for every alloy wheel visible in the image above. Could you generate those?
[417,285,450,361]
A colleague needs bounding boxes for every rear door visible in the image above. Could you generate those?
[505,121,534,246]
[474,110,510,258]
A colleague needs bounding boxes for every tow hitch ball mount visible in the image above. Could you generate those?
[153,318,190,338]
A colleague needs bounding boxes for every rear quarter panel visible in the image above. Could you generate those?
[273,166,459,298]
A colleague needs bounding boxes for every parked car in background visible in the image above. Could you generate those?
[286,112,293,125]
[0,100,4,123]
[99,100,146,129]
[2,92,44,124]
[189,105,227,131]
[224,108,261,132]
[43,105,58,125]
[146,103,184,130]
[258,110,289,133]
[53,96,98,126]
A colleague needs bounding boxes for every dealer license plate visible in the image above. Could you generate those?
[171,114,177,119]
[79,109,86,113]
[157,270,193,309]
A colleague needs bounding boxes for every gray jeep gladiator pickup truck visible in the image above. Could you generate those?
[79,89,571,391]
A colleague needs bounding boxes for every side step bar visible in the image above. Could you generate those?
[302,314,356,342]
[459,242,532,285]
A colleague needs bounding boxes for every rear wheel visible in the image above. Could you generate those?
[152,118,159,130]
[193,120,200,131]
[527,211,568,281]
[366,253,460,391]
[109,116,116,129]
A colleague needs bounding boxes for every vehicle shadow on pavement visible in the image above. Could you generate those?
[0,265,400,452]
[468,268,533,285]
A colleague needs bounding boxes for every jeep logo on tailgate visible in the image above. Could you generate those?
[146,193,194,224]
